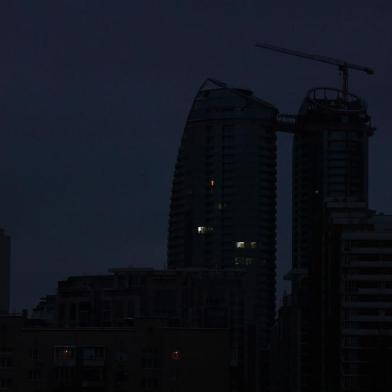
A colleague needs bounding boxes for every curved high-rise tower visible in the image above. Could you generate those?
[167,79,278,391]
[168,79,278,273]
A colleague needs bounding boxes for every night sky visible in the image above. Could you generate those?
[1,1,391,310]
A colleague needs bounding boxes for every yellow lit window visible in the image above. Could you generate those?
[198,226,213,234]
[236,241,257,249]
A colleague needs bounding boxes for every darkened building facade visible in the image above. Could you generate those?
[270,293,296,392]
[167,79,278,391]
[292,88,371,271]
[273,210,392,392]
[0,229,11,314]
[325,210,392,392]
[274,87,377,392]
[0,314,229,392]
[32,267,257,391]
[168,78,277,272]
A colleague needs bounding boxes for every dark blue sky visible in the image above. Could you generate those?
[0,1,391,310]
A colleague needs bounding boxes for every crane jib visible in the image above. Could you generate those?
[255,42,374,93]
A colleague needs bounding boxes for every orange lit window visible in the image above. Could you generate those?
[171,350,182,361]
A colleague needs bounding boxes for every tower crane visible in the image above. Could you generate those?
[255,42,374,96]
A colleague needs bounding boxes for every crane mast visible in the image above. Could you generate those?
[255,42,374,96]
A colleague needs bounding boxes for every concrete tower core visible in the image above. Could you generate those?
[289,87,374,391]
[292,88,372,272]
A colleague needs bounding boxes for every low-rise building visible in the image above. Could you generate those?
[32,267,258,391]
[0,314,229,392]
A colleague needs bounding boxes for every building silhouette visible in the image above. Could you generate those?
[168,78,277,271]
[292,88,371,273]
[3,76,391,392]
[167,78,278,391]
[273,210,392,392]
[31,267,263,391]
[2,79,280,392]
[291,88,372,391]
[271,87,392,392]
[0,229,11,314]
[0,314,229,392]
[326,209,392,391]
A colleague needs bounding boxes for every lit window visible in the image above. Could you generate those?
[54,346,75,361]
[236,241,257,249]
[197,226,213,234]
[171,350,182,361]
[62,348,73,359]
[210,179,215,187]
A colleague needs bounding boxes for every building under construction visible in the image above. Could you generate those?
[166,42,386,392]
[2,42,386,392]
[254,44,392,392]
[284,87,375,392]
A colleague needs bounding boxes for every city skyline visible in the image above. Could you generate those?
[3,74,388,392]
[0,1,391,312]
[1,3,392,391]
